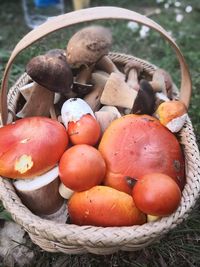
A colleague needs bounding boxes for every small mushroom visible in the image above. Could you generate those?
[95,106,121,133]
[155,100,187,132]
[150,68,173,107]
[61,98,101,145]
[124,61,143,92]
[13,166,64,216]
[17,51,73,119]
[131,79,156,115]
[61,98,95,129]
[84,71,109,111]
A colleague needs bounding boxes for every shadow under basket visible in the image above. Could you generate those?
[0,6,200,255]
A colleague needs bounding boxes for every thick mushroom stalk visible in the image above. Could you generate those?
[17,50,73,119]
[149,68,173,107]
[124,61,143,92]
[84,71,109,111]
[13,166,64,216]
[17,82,54,118]
[73,64,94,96]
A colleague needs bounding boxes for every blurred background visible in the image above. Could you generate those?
[0,1,200,266]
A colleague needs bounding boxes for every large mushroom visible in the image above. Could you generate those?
[17,49,73,119]
[66,25,114,96]
[66,25,112,67]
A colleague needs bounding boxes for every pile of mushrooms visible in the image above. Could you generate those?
[3,24,187,221]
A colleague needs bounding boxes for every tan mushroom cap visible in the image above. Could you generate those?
[66,25,112,67]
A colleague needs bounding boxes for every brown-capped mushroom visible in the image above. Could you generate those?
[17,50,73,119]
[66,25,112,67]
[131,79,156,115]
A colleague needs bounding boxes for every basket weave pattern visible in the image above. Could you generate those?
[0,52,200,254]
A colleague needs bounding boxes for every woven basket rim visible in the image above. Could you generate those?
[0,53,200,254]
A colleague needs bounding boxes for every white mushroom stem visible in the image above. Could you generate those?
[100,72,138,109]
[75,64,94,84]
[19,82,61,104]
[126,67,140,92]
[147,215,160,222]
[17,82,55,119]
[13,166,64,215]
[59,183,74,199]
[84,71,109,111]
[149,69,168,95]
[95,106,121,133]
[96,56,124,77]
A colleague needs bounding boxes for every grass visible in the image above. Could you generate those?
[0,0,200,266]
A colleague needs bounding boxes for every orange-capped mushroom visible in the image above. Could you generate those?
[59,144,106,192]
[61,98,101,145]
[98,114,185,194]
[0,117,68,179]
[68,185,146,226]
[155,100,187,132]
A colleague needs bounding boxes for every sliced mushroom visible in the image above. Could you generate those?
[100,72,137,109]
[17,51,73,119]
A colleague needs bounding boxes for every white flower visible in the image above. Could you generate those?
[139,26,150,39]
[185,5,193,13]
[174,1,181,7]
[127,21,139,32]
[176,13,184,23]
[164,3,170,9]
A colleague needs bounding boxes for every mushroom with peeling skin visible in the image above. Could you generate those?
[61,98,101,145]
[13,166,64,216]
[17,51,73,119]
[155,100,187,132]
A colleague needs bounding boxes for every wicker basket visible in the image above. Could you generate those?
[0,7,200,255]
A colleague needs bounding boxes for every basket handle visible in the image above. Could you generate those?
[0,6,192,125]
